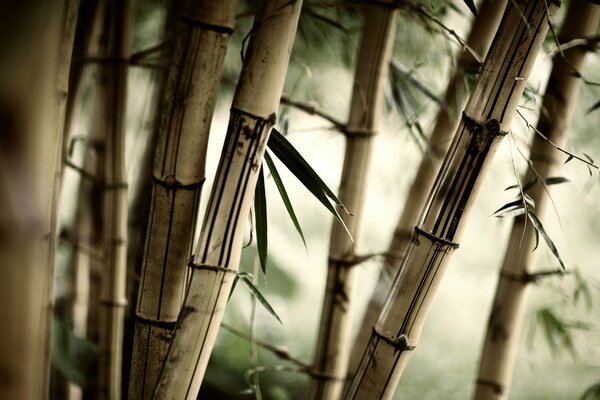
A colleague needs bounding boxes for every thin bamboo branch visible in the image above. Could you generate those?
[474,2,600,399]
[348,0,508,380]
[308,3,398,399]
[153,1,303,397]
[128,1,237,398]
[345,1,557,397]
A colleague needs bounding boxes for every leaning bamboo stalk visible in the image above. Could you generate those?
[128,1,237,398]
[95,0,131,398]
[308,3,398,399]
[153,1,302,397]
[0,2,64,398]
[345,1,557,398]
[348,0,508,379]
[474,2,600,399]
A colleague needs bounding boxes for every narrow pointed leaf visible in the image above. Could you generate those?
[522,176,540,193]
[463,0,478,17]
[264,151,306,248]
[492,199,524,217]
[587,99,600,114]
[267,128,354,241]
[564,154,574,164]
[544,176,570,186]
[527,211,565,270]
[523,193,535,208]
[239,275,282,324]
[254,167,268,275]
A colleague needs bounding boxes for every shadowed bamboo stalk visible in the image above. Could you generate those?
[0,1,64,398]
[153,1,302,397]
[95,0,131,398]
[474,1,600,398]
[307,3,398,399]
[128,1,237,398]
[121,2,182,395]
[348,0,508,379]
[345,1,557,398]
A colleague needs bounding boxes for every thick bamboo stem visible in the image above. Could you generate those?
[345,1,556,398]
[308,3,398,399]
[153,1,302,398]
[0,1,64,398]
[128,1,237,398]
[474,2,600,399]
[95,0,131,398]
[348,0,508,378]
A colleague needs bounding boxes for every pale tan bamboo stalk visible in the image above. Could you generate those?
[474,2,600,398]
[307,3,398,399]
[348,0,508,379]
[128,1,237,398]
[153,1,303,397]
[345,1,557,398]
[95,0,131,398]
[0,2,63,399]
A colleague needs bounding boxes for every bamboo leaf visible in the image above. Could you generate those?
[267,129,353,241]
[51,318,98,388]
[492,199,524,217]
[505,176,538,192]
[579,382,600,400]
[462,0,478,17]
[564,154,574,164]
[254,167,268,275]
[264,151,306,248]
[527,211,565,270]
[239,274,283,324]
[587,99,600,114]
[544,176,570,186]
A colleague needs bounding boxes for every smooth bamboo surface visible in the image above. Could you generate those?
[153,1,302,398]
[128,1,237,398]
[474,1,600,399]
[0,1,63,398]
[308,4,398,399]
[345,1,557,398]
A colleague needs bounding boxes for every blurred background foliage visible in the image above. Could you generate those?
[53,0,600,398]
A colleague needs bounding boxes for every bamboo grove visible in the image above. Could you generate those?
[1,0,600,399]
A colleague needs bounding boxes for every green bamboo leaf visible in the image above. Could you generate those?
[239,274,282,324]
[544,176,570,185]
[462,0,478,17]
[51,318,98,388]
[264,151,306,248]
[527,211,565,270]
[492,199,524,217]
[267,128,353,241]
[254,167,268,275]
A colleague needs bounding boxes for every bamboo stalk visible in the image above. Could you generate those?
[127,1,237,398]
[0,1,64,398]
[94,0,131,398]
[348,0,508,379]
[474,1,600,399]
[307,3,398,399]
[121,2,182,396]
[153,1,303,397]
[345,1,557,398]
